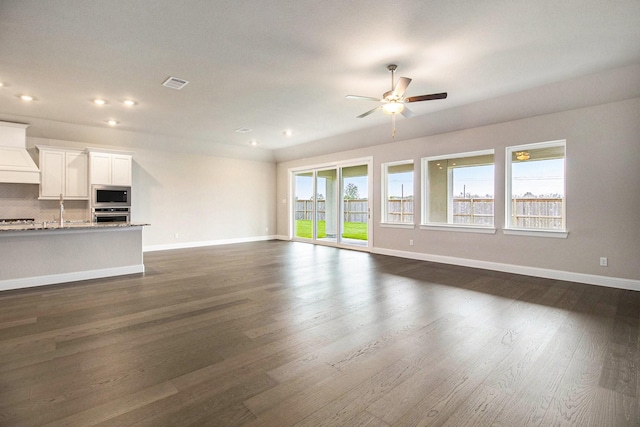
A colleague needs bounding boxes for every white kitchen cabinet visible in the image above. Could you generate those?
[111,155,132,185]
[65,151,89,197]
[89,151,132,186]
[37,146,88,200]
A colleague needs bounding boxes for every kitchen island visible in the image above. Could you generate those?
[0,222,148,291]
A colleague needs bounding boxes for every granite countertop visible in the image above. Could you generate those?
[0,222,149,232]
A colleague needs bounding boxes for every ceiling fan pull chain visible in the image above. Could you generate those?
[392,114,397,139]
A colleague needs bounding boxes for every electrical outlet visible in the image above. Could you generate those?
[599,257,608,267]
[409,239,414,246]
[174,233,179,240]
[265,227,269,232]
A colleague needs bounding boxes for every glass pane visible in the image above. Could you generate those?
[451,165,494,226]
[341,164,368,246]
[294,171,313,239]
[510,145,565,230]
[386,164,413,223]
[316,169,337,243]
[426,152,494,226]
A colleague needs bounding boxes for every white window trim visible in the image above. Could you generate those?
[505,140,567,235]
[381,222,415,229]
[381,159,415,226]
[420,223,497,234]
[421,149,495,230]
[503,228,568,238]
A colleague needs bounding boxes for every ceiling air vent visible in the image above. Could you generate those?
[162,76,189,90]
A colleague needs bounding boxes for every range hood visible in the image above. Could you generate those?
[0,121,40,184]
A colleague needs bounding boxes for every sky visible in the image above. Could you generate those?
[450,159,564,197]
[511,159,564,197]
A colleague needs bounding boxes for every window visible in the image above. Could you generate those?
[422,150,495,228]
[382,161,414,224]
[506,140,566,233]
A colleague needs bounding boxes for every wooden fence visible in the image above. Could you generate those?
[452,198,494,226]
[510,198,563,229]
[386,199,414,223]
[295,198,563,229]
[452,198,563,228]
[295,199,368,223]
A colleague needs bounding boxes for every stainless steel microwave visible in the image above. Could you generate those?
[91,185,131,208]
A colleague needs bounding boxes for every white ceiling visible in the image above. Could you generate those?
[1,1,639,160]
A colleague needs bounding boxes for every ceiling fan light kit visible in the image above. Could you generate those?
[346,64,448,138]
[382,101,404,115]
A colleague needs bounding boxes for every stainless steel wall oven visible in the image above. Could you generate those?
[93,207,130,223]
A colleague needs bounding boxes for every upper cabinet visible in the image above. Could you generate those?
[37,146,88,200]
[89,151,132,186]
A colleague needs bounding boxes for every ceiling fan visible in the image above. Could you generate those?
[346,64,447,136]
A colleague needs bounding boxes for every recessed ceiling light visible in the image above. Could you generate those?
[0,82,5,87]
[123,99,136,106]
[283,129,293,137]
[235,127,252,134]
[20,94,34,101]
[106,120,119,126]
[94,99,107,105]
[250,140,258,146]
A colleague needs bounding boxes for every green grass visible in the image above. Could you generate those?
[295,220,323,238]
[295,220,368,240]
[341,222,368,240]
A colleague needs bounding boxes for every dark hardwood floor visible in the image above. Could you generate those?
[0,241,637,426]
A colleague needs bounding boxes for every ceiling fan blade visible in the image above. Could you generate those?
[357,106,381,118]
[404,92,448,103]
[392,77,412,98]
[401,106,415,119]
[346,95,382,102]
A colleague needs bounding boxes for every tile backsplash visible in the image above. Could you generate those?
[0,183,90,222]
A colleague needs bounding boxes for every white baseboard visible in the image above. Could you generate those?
[372,247,640,292]
[0,264,145,292]
[144,235,277,252]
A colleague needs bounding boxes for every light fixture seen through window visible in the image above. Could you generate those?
[515,151,530,161]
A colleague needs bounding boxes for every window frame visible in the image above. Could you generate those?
[381,160,415,228]
[420,149,496,234]
[504,139,568,238]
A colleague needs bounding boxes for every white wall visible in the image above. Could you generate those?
[131,146,276,249]
[276,98,640,285]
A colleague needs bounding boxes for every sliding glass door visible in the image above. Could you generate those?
[291,159,371,250]
[341,164,369,248]
[316,168,338,243]
[293,171,313,240]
